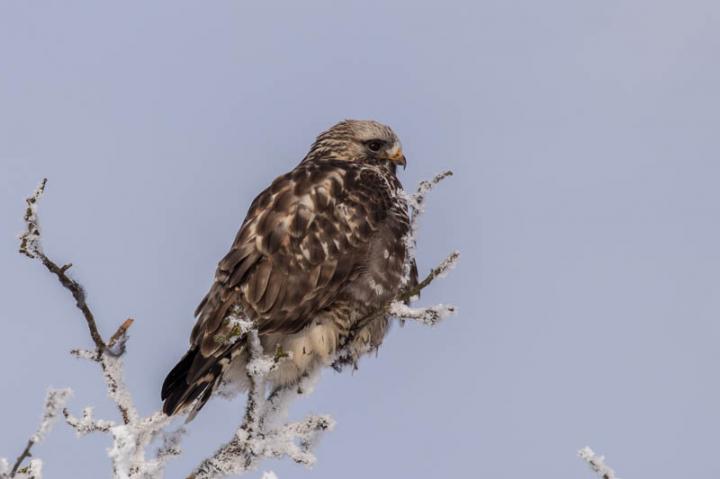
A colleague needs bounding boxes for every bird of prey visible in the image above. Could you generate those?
[161,119,416,418]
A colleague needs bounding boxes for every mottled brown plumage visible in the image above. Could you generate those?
[162,120,415,418]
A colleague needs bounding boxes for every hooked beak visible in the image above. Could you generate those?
[388,143,407,169]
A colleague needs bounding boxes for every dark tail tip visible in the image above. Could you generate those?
[161,347,223,419]
[161,348,201,416]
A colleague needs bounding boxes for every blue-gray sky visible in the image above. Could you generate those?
[2,1,720,478]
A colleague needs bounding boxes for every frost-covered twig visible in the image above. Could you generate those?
[401,170,453,287]
[1,388,72,479]
[578,447,620,479]
[62,407,114,435]
[19,179,106,353]
[19,179,137,421]
[188,336,333,479]
[63,325,187,477]
[399,249,459,303]
[399,170,458,312]
[388,302,457,326]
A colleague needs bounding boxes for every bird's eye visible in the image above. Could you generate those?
[367,140,383,152]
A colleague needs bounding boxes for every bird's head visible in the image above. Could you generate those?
[306,119,406,172]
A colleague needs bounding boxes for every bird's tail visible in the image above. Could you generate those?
[161,343,242,421]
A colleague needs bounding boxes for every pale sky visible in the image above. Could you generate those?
[2,1,720,478]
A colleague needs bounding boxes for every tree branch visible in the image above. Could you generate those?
[8,441,33,478]
[18,179,141,425]
[399,250,460,303]
[2,388,72,478]
[188,320,332,479]
[578,447,620,479]
[19,179,106,353]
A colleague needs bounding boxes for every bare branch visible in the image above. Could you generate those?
[107,318,134,356]
[18,180,140,426]
[8,442,33,479]
[399,249,460,303]
[19,179,106,353]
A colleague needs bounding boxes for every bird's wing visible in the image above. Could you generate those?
[191,162,396,357]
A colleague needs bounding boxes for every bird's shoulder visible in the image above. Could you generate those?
[241,160,402,243]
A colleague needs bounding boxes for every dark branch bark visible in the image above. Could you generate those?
[9,440,33,477]
[36,254,106,353]
[19,179,137,424]
[19,179,106,353]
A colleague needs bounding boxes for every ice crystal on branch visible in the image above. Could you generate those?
[578,447,620,479]
[31,388,72,444]
[1,388,72,479]
[18,178,46,259]
[388,302,457,326]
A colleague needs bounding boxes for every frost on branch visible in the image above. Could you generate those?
[18,178,46,260]
[13,172,458,478]
[388,301,456,326]
[31,389,72,444]
[63,407,113,435]
[578,447,620,479]
[17,179,186,478]
[188,330,335,479]
[1,387,72,479]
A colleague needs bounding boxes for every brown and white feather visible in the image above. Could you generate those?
[162,120,415,417]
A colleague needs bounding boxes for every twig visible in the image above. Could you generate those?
[107,318,134,356]
[413,170,454,210]
[399,250,460,302]
[18,179,140,425]
[578,447,620,479]
[5,388,72,477]
[17,179,188,478]
[9,441,33,478]
[19,179,106,353]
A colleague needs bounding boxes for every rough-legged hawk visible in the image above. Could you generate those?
[162,119,416,418]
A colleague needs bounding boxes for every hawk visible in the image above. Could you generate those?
[161,120,416,418]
